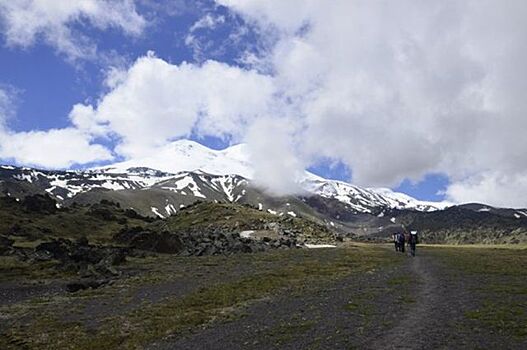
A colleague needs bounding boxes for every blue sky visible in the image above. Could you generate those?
[1,1,526,207]
[1,1,230,131]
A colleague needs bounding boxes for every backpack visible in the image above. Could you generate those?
[410,231,418,244]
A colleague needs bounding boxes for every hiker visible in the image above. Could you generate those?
[408,231,418,257]
[397,231,405,253]
[393,232,399,251]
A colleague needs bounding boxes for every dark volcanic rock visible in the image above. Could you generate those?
[34,238,128,281]
[132,231,185,254]
[124,208,140,218]
[21,194,57,214]
[114,226,299,257]
[115,228,185,254]
[31,238,131,293]
[0,235,14,254]
[35,239,70,261]
[87,206,117,221]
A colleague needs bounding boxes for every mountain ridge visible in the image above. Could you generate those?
[91,139,451,211]
[2,163,527,244]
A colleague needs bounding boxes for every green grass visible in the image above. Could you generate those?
[0,256,62,281]
[464,302,527,337]
[426,246,527,339]
[426,246,527,276]
[0,198,151,245]
[1,246,401,349]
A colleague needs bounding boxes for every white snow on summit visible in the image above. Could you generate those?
[371,187,452,211]
[98,140,253,178]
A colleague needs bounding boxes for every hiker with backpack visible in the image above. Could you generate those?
[397,231,405,253]
[408,230,419,257]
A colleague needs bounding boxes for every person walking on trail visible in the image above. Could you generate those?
[397,231,405,253]
[393,232,399,252]
[408,230,418,257]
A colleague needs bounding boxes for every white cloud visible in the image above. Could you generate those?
[71,52,275,158]
[245,117,306,195]
[213,0,527,207]
[446,172,527,208]
[0,87,17,128]
[0,128,112,168]
[0,87,112,168]
[189,13,225,32]
[0,0,146,61]
[185,13,230,62]
[0,51,276,170]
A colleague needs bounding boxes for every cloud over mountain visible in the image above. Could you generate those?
[1,1,527,207]
[215,0,527,206]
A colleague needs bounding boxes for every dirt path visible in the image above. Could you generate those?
[369,248,526,350]
[369,254,441,349]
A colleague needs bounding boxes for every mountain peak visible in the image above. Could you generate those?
[97,139,253,178]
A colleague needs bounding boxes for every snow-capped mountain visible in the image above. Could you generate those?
[0,140,451,216]
[97,140,253,179]
[302,179,451,213]
[3,143,526,243]
[0,165,174,200]
[94,139,450,212]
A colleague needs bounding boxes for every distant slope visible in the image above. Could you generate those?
[0,194,152,244]
[2,163,527,244]
[367,206,527,244]
[4,139,527,244]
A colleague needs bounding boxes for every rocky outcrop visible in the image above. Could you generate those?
[114,227,185,254]
[114,226,299,256]
[31,237,129,292]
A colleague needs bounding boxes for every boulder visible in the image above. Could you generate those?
[35,239,70,261]
[120,229,185,254]
[0,235,14,254]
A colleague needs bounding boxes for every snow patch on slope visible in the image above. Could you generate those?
[151,207,165,218]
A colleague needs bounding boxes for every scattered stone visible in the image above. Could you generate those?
[33,238,130,288]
